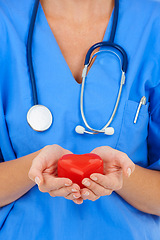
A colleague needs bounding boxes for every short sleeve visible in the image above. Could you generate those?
[147,13,160,170]
[148,84,160,170]
[0,17,6,164]
[0,149,4,162]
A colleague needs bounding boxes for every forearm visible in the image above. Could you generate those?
[116,165,160,216]
[0,151,40,207]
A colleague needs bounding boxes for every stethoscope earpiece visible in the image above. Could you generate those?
[75,125,114,136]
[75,125,85,134]
[104,127,114,135]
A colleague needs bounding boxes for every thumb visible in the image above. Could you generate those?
[28,155,45,186]
[118,153,135,178]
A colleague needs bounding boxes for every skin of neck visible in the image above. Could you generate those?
[40,0,114,23]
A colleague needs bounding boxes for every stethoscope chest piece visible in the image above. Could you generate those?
[27,105,53,131]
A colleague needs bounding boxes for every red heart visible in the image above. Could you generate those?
[58,153,103,188]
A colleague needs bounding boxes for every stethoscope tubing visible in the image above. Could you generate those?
[109,0,119,42]
[27,0,40,106]
[78,0,128,135]
[84,42,128,73]
[80,53,125,134]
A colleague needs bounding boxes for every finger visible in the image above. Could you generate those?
[72,198,84,204]
[65,184,81,199]
[114,151,135,177]
[65,192,81,200]
[81,188,100,201]
[49,184,80,198]
[90,173,122,190]
[82,178,112,196]
[28,153,46,185]
[38,176,72,192]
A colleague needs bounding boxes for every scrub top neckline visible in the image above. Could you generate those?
[38,2,114,86]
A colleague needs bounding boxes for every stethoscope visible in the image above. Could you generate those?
[26,0,128,135]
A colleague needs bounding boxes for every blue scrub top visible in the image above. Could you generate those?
[0,0,160,239]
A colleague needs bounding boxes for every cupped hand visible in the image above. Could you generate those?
[28,145,82,204]
[80,146,135,201]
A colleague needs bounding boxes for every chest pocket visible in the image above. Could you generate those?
[115,100,149,165]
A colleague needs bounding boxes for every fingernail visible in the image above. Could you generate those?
[90,175,98,181]
[74,200,83,204]
[65,181,72,186]
[72,188,79,192]
[82,180,90,187]
[65,183,71,187]
[83,191,89,196]
[127,168,132,177]
[35,177,41,185]
[73,194,80,199]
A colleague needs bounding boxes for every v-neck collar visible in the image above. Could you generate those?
[37,2,114,86]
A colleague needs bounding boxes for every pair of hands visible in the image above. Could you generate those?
[28,145,135,204]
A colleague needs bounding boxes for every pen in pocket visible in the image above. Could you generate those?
[134,96,146,124]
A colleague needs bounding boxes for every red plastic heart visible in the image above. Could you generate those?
[58,153,103,188]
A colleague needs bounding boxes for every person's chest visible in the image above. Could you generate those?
[43,14,111,84]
